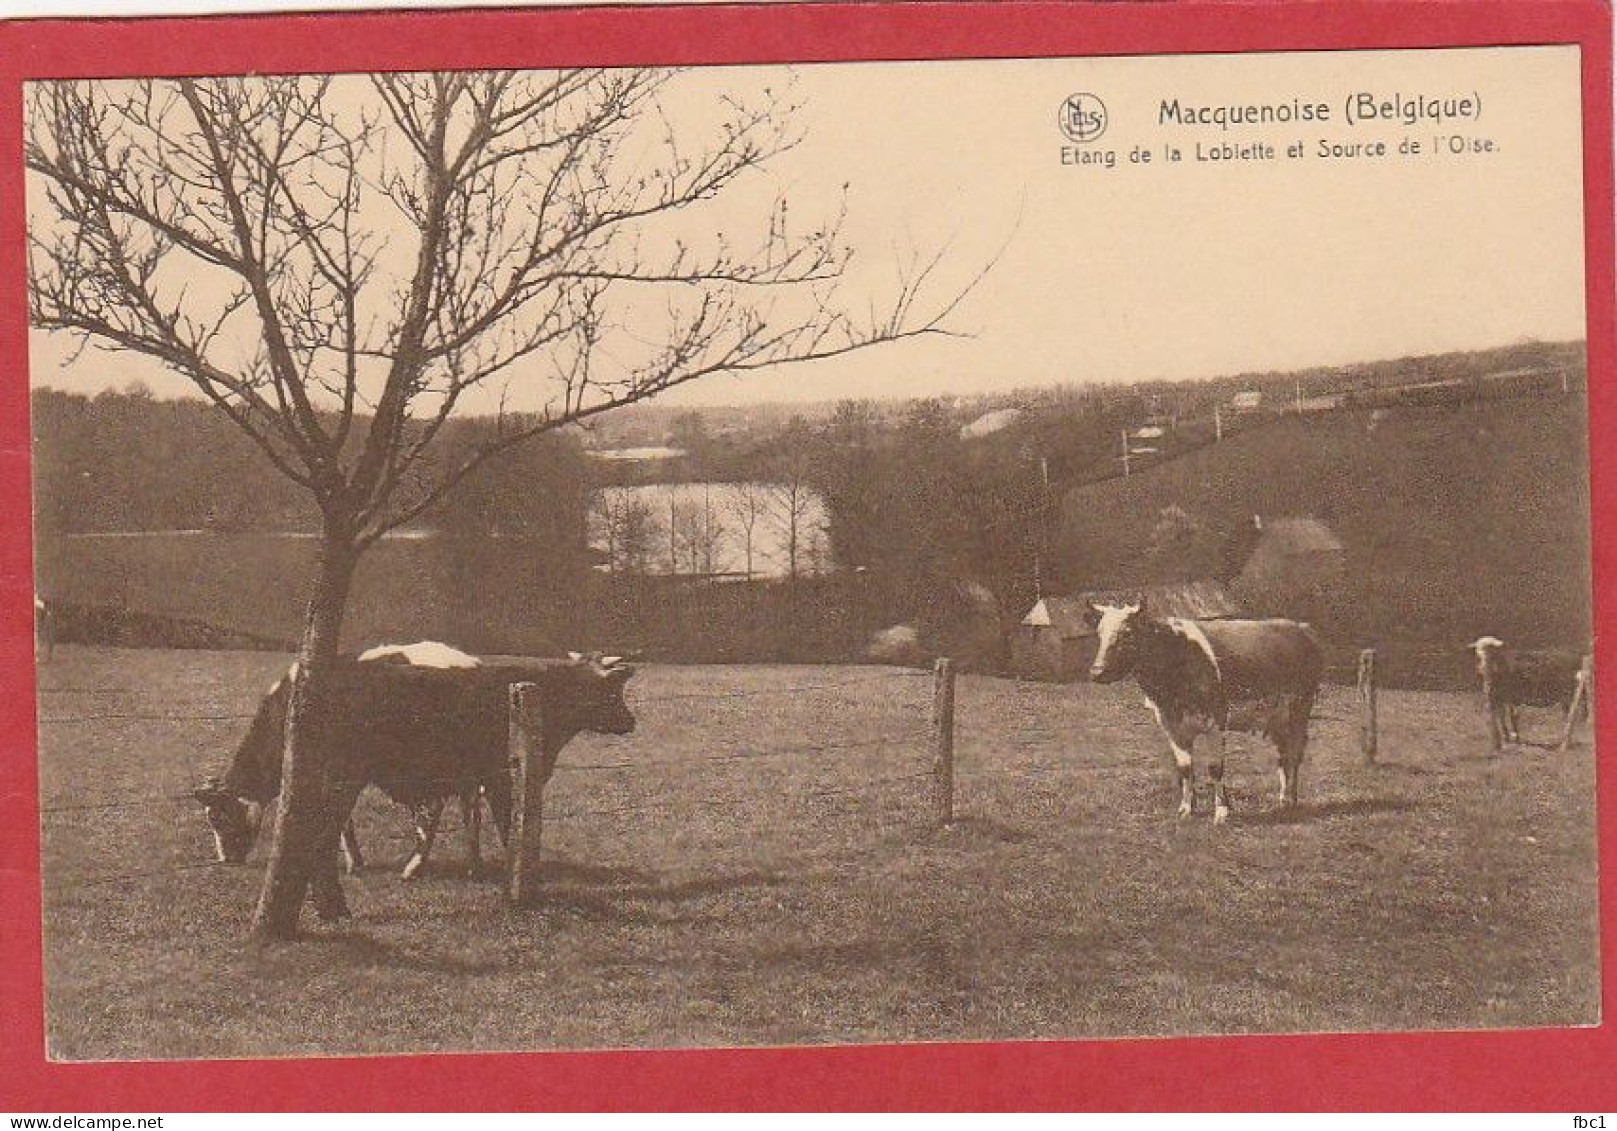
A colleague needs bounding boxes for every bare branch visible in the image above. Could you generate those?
[28,68,985,546]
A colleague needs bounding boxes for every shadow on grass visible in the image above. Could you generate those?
[538,858,657,886]
[361,858,501,882]
[303,931,507,976]
[512,890,668,925]
[1365,761,1434,776]
[1449,744,1567,763]
[618,872,786,902]
[348,855,648,884]
[1515,738,1579,753]
[1237,797,1418,826]
[508,856,788,924]
[540,856,783,901]
[1448,728,1587,759]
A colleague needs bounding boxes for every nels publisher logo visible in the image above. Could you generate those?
[1058,93,1108,143]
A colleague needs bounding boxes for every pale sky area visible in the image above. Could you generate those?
[27,46,1588,409]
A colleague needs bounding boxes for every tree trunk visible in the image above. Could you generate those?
[250,518,360,941]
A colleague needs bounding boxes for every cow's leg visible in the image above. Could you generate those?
[1505,704,1521,745]
[484,778,513,851]
[401,799,446,880]
[1169,737,1195,819]
[464,787,483,877]
[1278,708,1308,809]
[309,852,348,922]
[1280,738,1304,809]
[340,821,365,874]
[1208,730,1230,825]
[1277,743,1303,810]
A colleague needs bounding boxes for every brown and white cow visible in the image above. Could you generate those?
[194,644,636,881]
[1087,598,1324,823]
[1470,636,1587,749]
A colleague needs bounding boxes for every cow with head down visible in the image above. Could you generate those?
[1087,597,1323,824]
[194,643,636,886]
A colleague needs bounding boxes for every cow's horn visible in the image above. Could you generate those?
[600,655,623,668]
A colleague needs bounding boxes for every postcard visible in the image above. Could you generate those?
[3,0,1614,1111]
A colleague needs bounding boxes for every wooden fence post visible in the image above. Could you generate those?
[1357,648,1378,762]
[507,681,547,907]
[932,657,956,825]
[1557,654,1593,755]
[1482,668,1504,752]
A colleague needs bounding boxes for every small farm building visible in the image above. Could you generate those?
[1012,578,1242,681]
[960,408,1024,440]
[1234,516,1346,618]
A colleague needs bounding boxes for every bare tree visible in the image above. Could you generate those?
[590,486,654,575]
[589,486,660,575]
[767,475,819,580]
[618,495,656,574]
[26,70,975,939]
[726,481,769,579]
[672,496,702,574]
[590,490,622,573]
[665,488,681,575]
[763,419,824,580]
[674,485,727,575]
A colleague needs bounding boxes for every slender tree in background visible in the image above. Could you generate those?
[766,420,822,580]
[27,71,975,939]
[618,495,657,575]
[726,480,769,579]
[591,487,654,575]
[671,491,727,575]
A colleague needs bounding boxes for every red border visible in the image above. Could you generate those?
[1,0,1613,1112]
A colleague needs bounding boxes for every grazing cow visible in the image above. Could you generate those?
[1087,598,1324,823]
[1470,636,1586,749]
[193,645,636,879]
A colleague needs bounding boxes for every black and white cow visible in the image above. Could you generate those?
[193,643,636,877]
[1470,636,1587,749]
[1087,598,1324,823]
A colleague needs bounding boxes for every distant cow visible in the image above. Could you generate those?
[867,624,925,667]
[1087,598,1324,823]
[194,644,636,879]
[1470,636,1587,749]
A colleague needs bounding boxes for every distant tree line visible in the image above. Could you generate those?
[32,335,1588,644]
[32,387,589,544]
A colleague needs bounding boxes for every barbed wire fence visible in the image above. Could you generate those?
[36,644,1594,899]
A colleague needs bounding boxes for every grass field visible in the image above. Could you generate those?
[38,646,1600,1060]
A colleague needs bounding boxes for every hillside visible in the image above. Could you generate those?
[1054,394,1591,676]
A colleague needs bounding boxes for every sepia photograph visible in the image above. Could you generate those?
[21,36,1602,1066]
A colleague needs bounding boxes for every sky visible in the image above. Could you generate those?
[26,45,1588,410]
